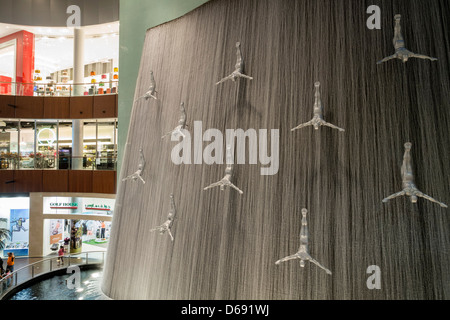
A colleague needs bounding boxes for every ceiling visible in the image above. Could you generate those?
[0,22,119,79]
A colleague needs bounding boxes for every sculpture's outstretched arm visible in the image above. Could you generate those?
[291,120,313,131]
[275,254,299,265]
[161,130,173,139]
[382,190,406,202]
[229,182,244,195]
[235,72,253,80]
[203,181,224,190]
[411,53,438,61]
[137,175,146,184]
[215,74,233,85]
[377,53,398,64]
[321,120,345,132]
[415,191,448,208]
[150,225,163,233]
[308,257,332,275]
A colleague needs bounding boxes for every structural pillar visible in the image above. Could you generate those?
[72,28,84,169]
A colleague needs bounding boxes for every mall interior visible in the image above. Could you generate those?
[0,0,449,302]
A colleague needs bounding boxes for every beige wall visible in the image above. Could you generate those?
[29,192,114,257]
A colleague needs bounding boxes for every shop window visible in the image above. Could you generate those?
[58,121,72,170]
[36,120,57,169]
[0,120,19,169]
[19,121,35,169]
[97,121,116,170]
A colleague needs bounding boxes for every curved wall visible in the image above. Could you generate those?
[102,0,450,299]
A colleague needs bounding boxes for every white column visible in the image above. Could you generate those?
[72,27,85,169]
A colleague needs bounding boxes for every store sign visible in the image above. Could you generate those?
[50,202,78,209]
[85,204,111,211]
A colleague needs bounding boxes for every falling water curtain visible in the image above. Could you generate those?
[102,0,450,300]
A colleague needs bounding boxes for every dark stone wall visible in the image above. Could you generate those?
[102,0,450,299]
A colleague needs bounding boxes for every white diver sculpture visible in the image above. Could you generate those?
[122,148,146,184]
[291,82,345,132]
[162,102,187,139]
[377,14,437,64]
[135,71,158,101]
[150,193,177,241]
[275,208,332,275]
[382,142,447,208]
[216,42,253,85]
[203,145,243,194]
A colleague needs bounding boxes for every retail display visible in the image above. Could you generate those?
[203,145,243,195]
[382,142,447,207]
[122,148,146,184]
[161,102,188,139]
[291,82,345,132]
[216,42,253,85]
[275,209,332,275]
[377,14,438,64]
[150,193,177,241]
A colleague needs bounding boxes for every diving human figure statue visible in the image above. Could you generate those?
[135,71,158,101]
[122,148,146,184]
[382,142,447,208]
[203,145,243,194]
[162,102,187,139]
[150,193,177,241]
[275,209,332,275]
[216,42,253,85]
[291,82,345,132]
[377,15,437,64]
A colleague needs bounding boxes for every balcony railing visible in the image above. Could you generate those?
[0,251,106,299]
[0,155,117,171]
[0,80,119,97]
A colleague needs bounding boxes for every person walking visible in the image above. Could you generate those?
[6,252,15,272]
[57,246,65,266]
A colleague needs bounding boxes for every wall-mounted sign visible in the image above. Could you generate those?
[50,202,78,209]
[85,204,111,211]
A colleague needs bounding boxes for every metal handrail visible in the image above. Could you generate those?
[0,250,106,299]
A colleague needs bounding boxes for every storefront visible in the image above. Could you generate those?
[0,119,117,170]
[1,193,114,257]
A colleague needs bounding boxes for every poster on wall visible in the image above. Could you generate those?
[70,220,83,254]
[4,209,29,256]
[50,219,63,245]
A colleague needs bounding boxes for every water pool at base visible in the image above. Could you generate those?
[8,268,108,300]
